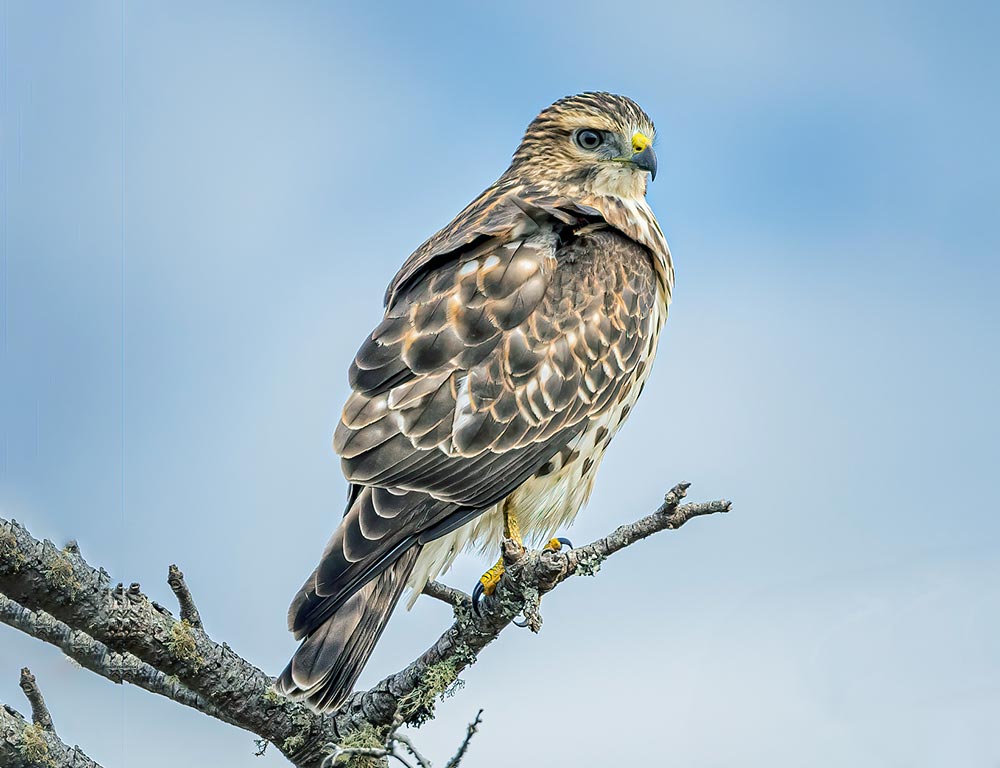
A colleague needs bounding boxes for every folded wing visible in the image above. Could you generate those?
[290,193,658,640]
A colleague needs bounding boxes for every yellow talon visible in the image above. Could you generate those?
[473,557,506,615]
[478,557,505,597]
[473,507,572,616]
[544,536,574,552]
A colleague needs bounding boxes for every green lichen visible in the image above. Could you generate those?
[165,619,202,670]
[451,644,477,667]
[281,731,307,755]
[398,659,465,726]
[0,529,25,572]
[263,687,282,705]
[43,555,80,598]
[281,709,316,756]
[573,550,605,577]
[332,724,385,767]
[18,723,55,767]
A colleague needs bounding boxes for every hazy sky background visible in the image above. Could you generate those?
[2,1,998,766]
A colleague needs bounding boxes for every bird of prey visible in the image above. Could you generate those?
[278,92,673,711]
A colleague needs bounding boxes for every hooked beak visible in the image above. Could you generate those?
[631,145,657,181]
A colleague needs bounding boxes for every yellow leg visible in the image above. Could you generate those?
[475,503,525,602]
[473,506,573,615]
[479,504,522,597]
[502,504,523,546]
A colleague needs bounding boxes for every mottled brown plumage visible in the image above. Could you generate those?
[278,92,673,710]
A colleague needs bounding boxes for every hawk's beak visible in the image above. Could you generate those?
[629,132,656,181]
[631,145,657,180]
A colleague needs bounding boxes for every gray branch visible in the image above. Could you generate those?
[0,528,334,766]
[1,693,103,767]
[0,595,221,718]
[0,482,729,767]
[421,581,472,611]
[443,709,483,768]
[17,669,54,733]
[167,564,203,629]
[395,731,432,768]
[324,710,447,768]
[334,483,730,734]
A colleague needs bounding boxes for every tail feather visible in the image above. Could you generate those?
[277,546,420,710]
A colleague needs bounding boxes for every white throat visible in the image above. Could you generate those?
[587,163,648,200]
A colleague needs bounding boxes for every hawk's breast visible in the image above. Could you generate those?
[405,224,666,600]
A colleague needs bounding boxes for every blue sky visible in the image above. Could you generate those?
[2,1,998,766]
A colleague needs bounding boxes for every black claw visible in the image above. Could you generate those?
[544,536,574,552]
[512,615,530,628]
[472,582,484,617]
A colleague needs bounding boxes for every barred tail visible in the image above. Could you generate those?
[276,546,420,711]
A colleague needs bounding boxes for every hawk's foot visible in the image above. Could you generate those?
[471,537,572,617]
[472,557,505,616]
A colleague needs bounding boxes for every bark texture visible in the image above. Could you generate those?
[0,482,729,767]
[2,680,103,768]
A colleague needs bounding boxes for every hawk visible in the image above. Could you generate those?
[278,92,673,710]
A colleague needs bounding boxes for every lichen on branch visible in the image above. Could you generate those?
[0,483,730,767]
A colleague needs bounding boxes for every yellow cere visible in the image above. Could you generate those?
[631,132,651,153]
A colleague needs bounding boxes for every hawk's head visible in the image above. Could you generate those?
[509,92,657,200]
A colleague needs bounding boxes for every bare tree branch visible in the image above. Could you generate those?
[1,683,103,767]
[0,595,220,717]
[335,483,730,734]
[167,564,203,629]
[0,524,334,766]
[0,482,729,766]
[561,483,731,580]
[443,709,483,768]
[394,731,432,768]
[323,711,434,768]
[17,669,54,733]
[421,581,472,611]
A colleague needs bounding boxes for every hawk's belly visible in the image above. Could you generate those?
[404,308,662,606]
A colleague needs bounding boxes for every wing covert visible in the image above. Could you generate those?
[337,198,658,504]
[295,196,659,633]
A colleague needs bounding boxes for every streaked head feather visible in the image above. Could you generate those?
[508,92,657,198]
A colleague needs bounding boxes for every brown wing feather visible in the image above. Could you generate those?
[282,193,660,711]
[384,186,601,307]
[289,197,657,633]
[316,206,649,590]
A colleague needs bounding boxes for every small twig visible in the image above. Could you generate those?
[421,581,472,611]
[395,731,432,768]
[0,595,221,719]
[18,669,55,733]
[324,743,418,768]
[0,701,103,767]
[389,748,417,768]
[1,481,729,766]
[443,709,483,768]
[167,564,203,629]
[324,744,390,766]
[561,483,731,582]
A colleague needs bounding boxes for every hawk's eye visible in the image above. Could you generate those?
[575,129,603,151]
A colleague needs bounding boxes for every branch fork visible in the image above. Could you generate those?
[0,482,730,767]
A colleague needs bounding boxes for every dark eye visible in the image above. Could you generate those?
[575,129,603,150]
